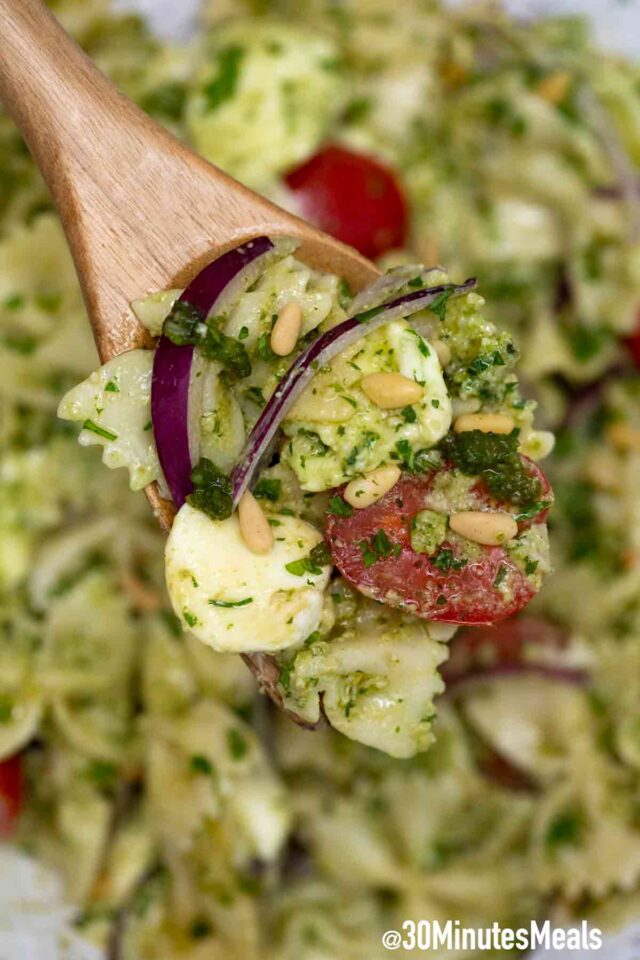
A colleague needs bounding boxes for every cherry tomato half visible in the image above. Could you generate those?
[325,465,551,625]
[0,754,22,837]
[284,144,408,260]
[441,616,569,687]
[624,314,640,369]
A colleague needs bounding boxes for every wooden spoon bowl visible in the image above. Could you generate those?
[0,0,379,718]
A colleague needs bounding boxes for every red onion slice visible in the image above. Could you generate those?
[230,277,477,505]
[151,236,291,508]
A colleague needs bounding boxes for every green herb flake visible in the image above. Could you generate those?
[227,727,248,761]
[105,380,120,393]
[203,45,245,112]
[190,754,214,776]
[286,541,331,577]
[190,916,213,940]
[355,305,385,325]
[253,477,282,502]
[183,610,198,628]
[493,563,508,587]
[433,548,467,572]
[209,597,253,608]
[328,495,353,516]
[401,405,417,423]
[428,288,454,322]
[82,419,118,442]
[3,293,24,310]
[257,331,275,362]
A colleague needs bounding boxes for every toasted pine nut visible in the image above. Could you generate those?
[360,372,424,409]
[449,511,518,546]
[344,464,402,509]
[607,422,640,453]
[271,302,302,357]
[238,492,273,555]
[454,412,515,435]
[536,71,571,104]
[431,338,451,367]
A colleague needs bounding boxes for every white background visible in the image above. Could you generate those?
[2,1,640,957]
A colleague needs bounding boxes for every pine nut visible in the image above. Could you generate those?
[271,302,302,357]
[343,464,402,509]
[431,338,451,367]
[536,71,571,104]
[449,511,518,546]
[606,422,640,453]
[360,372,423,409]
[238,492,273,555]
[454,412,515,435]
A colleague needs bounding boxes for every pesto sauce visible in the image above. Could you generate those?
[440,429,541,507]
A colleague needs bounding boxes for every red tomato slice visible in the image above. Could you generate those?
[441,616,569,686]
[284,144,408,260]
[0,754,22,837]
[624,315,640,368]
[325,467,551,625]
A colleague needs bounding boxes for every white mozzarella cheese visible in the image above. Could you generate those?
[165,504,330,653]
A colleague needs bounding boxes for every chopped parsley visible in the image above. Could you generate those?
[3,293,24,310]
[245,385,265,407]
[187,457,233,520]
[183,611,198,628]
[190,917,213,940]
[395,439,442,474]
[401,405,417,423]
[432,548,467,572]
[85,759,118,792]
[515,500,552,522]
[190,754,214,775]
[328,495,353,516]
[203,45,245,111]
[355,304,385,325]
[257,331,276,362]
[428,288,454,321]
[546,809,584,850]
[413,331,430,357]
[105,380,120,393]
[359,529,400,566]
[285,541,332,576]
[253,477,282,502]
[493,563,508,587]
[82,419,118,441]
[208,597,253,608]
[227,727,248,760]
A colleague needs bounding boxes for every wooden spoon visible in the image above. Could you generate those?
[0,0,379,718]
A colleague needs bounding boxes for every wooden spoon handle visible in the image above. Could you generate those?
[0,0,156,209]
